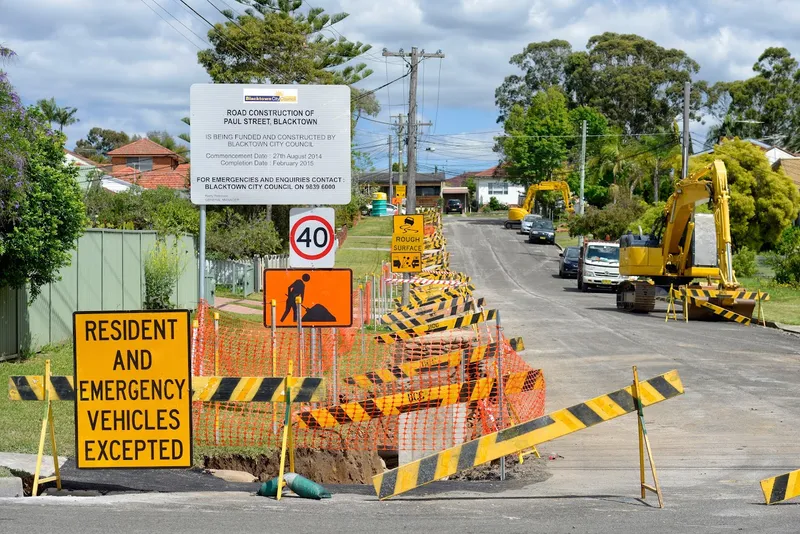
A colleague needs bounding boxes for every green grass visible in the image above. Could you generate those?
[343,236,391,249]
[0,343,76,456]
[336,248,388,281]
[347,216,392,237]
[0,466,12,477]
[555,232,580,249]
[738,277,800,325]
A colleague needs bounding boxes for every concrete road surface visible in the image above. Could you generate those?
[3,216,799,532]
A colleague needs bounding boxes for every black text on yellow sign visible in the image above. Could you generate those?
[391,252,422,273]
[391,234,424,253]
[73,310,192,469]
[395,185,406,198]
[393,214,423,236]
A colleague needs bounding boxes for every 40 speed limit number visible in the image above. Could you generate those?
[289,207,337,268]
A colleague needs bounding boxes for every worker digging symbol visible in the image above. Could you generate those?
[280,273,337,323]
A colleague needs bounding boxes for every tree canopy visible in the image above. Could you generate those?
[197,0,373,86]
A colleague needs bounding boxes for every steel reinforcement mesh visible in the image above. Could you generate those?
[191,299,545,452]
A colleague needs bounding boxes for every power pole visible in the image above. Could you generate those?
[392,114,405,184]
[681,81,691,180]
[388,135,393,200]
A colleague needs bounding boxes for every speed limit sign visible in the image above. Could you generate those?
[289,207,337,268]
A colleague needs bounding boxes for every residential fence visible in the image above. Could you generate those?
[206,254,290,296]
[0,229,198,359]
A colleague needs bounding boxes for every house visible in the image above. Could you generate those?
[442,173,470,212]
[469,166,526,207]
[106,138,190,192]
[694,138,799,166]
[772,158,800,225]
[356,171,446,208]
[63,148,135,193]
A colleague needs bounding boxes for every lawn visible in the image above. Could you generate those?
[738,277,800,325]
[336,216,393,281]
[555,232,580,249]
[342,236,391,249]
[336,248,388,282]
[347,216,392,237]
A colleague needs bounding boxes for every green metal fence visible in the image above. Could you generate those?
[0,229,198,359]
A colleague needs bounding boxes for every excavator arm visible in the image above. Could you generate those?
[507,180,574,224]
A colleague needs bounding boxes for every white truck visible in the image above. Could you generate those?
[577,240,627,292]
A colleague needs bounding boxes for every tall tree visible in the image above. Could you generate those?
[147,131,190,160]
[54,105,80,132]
[197,0,372,86]
[36,97,59,126]
[497,87,572,188]
[178,117,190,144]
[707,47,800,150]
[75,128,135,160]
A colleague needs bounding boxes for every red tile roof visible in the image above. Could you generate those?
[64,148,100,166]
[471,165,507,178]
[111,163,190,190]
[107,138,182,159]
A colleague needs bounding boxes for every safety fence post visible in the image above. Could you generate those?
[271,299,278,434]
[32,359,61,496]
[633,365,664,507]
[332,327,338,403]
[214,311,220,445]
[496,309,505,481]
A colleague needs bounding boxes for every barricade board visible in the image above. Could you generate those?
[372,369,684,499]
[761,469,800,504]
[73,310,192,469]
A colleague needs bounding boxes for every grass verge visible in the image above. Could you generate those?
[738,277,800,325]
[555,232,580,249]
[347,216,392,237]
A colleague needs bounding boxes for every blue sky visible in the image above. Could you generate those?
[2,0,799,178]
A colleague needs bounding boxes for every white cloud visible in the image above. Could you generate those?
[2,0,799,159]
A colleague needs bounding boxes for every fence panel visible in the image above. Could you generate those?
[0,229,198,358]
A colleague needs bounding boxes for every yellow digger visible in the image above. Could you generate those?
[616,159,767,323]
[504,180,574,229]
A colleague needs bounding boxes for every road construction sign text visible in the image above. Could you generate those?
[392,234,424,253]
[73,310,192,469]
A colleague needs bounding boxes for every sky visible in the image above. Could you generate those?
[2,0,799,178]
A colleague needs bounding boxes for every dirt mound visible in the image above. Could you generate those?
[447,454,551,483]
[203,448,384,485]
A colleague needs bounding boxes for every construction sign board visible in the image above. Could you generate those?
[73,310,192,469]
[391,252,422,273]
[189,83,351,205]
[263,268,353,328]
[393,214,423,236]
[289,207,337,268]
[395,185,407,198]
[391,234,424,254]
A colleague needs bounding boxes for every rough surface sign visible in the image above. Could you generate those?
[73,310,192,469]
[189,83,351,205]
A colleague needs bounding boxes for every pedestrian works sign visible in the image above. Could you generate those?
[72,310,192,469]
[263,269,353,328]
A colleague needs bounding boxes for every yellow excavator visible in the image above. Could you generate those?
[504,180,574,229]
[616,159,766,322]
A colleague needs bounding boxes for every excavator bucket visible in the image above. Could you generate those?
[678,286,764,325]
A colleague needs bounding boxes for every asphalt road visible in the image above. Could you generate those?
[3,215,800,532]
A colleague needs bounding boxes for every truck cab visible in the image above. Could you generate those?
[577,240,626,292]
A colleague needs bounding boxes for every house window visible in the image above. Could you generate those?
[487,181,508,195]
[126,157,153,171]
[416,186,439,196]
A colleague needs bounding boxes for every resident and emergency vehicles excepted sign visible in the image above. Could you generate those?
[73,310,192,469]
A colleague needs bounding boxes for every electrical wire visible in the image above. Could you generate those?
[138,0,204,49]
[432,59,442,134]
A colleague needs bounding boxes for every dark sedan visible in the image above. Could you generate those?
[528,218,555,244]
[558,246,580,278]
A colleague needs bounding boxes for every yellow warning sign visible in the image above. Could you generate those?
[73,310,192,469]
[391,252,422,273]
[395,185,407,198]
[391,234,424,253]
[393,214,423,236]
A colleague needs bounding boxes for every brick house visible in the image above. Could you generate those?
[106,138,190,191]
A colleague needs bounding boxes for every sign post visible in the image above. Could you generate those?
[73,310,193,469]
[289,207,337,268]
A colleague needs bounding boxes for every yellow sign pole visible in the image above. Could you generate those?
[32,359,61,496]
[276,360,294,501]
[633,365,664,508]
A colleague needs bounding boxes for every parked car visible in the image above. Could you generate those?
[577,240,626,291]
[558,246,580,278]
[528,218,556,244]
[519,213,542,235]
[446,198,463,213]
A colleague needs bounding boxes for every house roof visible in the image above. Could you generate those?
[107,138,184,160]
[694,138,799,158]
[471,165,507,178]
[357,171,445,184]
[64,149,100,167]
[774,158,800,190]
[110,163,190,190]
[446,173,470,187]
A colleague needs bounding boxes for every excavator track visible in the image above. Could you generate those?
[616,281,656,313]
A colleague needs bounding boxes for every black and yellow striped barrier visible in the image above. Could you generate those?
[372,369,684,499]
[343,341,502,389]
[382,296,481,325]
[385,299,485,332]
[9,376,324,403]
[417,270,469,282]
[678,291,751,325]
[375,309,497,345]
[297,369,542,429]
[761,469,800,505]
[393,286,474,309]
[508,337,524,351]
[682,288,770,301]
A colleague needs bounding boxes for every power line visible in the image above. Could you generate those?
[138,0,203,50]
[432,59,442,135]
[152,0,212,46]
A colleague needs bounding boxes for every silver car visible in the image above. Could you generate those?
[519,214,542,234]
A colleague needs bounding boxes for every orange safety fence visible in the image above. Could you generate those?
[191,299,545,452]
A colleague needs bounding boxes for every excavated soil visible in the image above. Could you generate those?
[447,454,551,483]
[203,448,384,485]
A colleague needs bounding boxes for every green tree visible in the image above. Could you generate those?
[498,87,572,188]
[1,61,87,299]
[568,197,647,240]
[36,97,59,126]
[693,138,800,251]
[147,130,190,160]
[707,47,800,151]
[197,0,372,86]
[75,127,136,161]
[36,97,80,132]
[179,117,190,144]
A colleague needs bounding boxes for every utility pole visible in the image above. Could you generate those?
[383,46,444,307]
[388,135,393,200]
[392,113,405,184]
[681,81,691,180]
[579,120,586,216]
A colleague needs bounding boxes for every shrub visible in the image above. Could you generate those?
[764,227,800,286]
[732,245,758,278]
[144,240,184,309]
[568,198,647,241]
[487,196,506,211]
